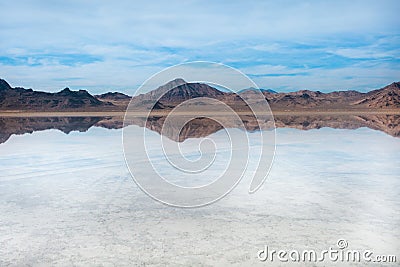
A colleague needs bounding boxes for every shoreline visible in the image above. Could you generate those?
[0,109,399,117]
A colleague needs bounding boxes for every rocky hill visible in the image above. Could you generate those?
[95,92,131,101]
[1,78,399,111]
[352,82,400,108]
[0,79,116,111]
[128,79,400,111]
[95,92,131,109]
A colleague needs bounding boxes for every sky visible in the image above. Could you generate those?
[0,0,399,94]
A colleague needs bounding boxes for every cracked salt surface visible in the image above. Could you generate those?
[0,126,399,266]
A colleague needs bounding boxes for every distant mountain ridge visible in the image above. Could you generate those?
[130,79,400,111]
[0,79,116,111]
[0,78,399,111]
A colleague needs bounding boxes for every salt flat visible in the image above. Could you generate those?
[0,126,399,266]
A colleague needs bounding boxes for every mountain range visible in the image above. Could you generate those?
[0,78,399,111]
[0,79,116,111]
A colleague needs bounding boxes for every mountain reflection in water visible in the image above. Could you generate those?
[0,114,399,144]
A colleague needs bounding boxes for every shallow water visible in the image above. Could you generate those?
[0,125,399,266]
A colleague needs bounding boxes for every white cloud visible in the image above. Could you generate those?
[0,0,399,92]
[250,63,400,92]
[329,47,400,59]
[1,0,399,49]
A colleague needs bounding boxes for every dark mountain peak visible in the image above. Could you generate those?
[95,92,131,100]
[56,88,91,97]
[58,87,72,94]
[142,78,187,100]
[129,79,227,109]
[159,82,225,103]
[77,89,91,96]
[0,79,12,90]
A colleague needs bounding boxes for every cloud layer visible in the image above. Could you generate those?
[1,0,399,93]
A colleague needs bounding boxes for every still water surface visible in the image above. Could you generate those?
[0,121,399,266]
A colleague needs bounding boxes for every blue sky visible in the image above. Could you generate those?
[0,0,399,94]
